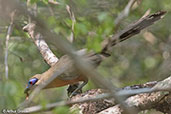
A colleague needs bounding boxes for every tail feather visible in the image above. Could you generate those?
[101,11,166,55]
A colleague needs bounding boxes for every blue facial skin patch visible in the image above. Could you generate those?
[27,78,38,88]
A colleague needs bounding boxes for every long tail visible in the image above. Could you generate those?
[100,11,166,56]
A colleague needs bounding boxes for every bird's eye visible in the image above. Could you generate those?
[29,81,33,85]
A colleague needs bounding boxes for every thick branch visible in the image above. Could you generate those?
[23,23,58,66]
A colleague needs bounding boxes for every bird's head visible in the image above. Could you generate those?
[24,74,41,98]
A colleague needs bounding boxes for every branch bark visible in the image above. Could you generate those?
[23,23,58,66]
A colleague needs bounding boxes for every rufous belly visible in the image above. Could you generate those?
[45,75,86,89]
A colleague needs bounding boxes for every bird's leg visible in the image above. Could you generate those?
[67,83,81,97]
[68,80,88,98]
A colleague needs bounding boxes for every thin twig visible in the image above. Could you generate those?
[140,9,151,19]
[66,5,76,43]
[21,88,151,113]
[21,93,111,113]
[115,0,137,28]
[4,10,16,79]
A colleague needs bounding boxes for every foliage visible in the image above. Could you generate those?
[0,0,171,113]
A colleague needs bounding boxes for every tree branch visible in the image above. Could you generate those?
[4,10,16,79]
[23,23,58,66]
[115,0,137,28]
[66,5,76,43]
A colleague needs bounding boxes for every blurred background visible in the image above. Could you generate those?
[0,0,171,113]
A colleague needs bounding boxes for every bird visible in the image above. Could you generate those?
[24,11,166,98]
[24,50,108,97]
